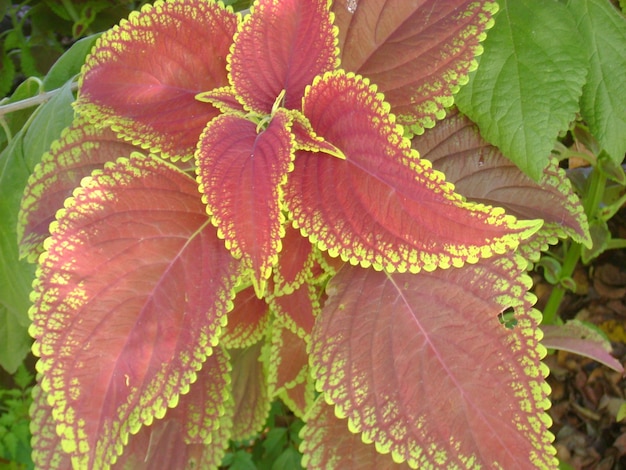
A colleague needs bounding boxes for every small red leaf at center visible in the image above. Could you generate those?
[196,111,295,293]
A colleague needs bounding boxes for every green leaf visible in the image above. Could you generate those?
[566,0,626,165]
[0,307,31,374]
[42,33,101,91]
[455,0,587,181]
[272,446,302,470]
[0,80,73,373]
[22,80,75,170]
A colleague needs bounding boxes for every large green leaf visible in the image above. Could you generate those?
[455,0,587,181]
[29,154,240,468]
[566,0,626,165]
[0,81,74,373]
[331,0,498,133]
[305,258,557,469]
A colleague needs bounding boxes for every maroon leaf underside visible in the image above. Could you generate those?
[229,0,338,113]
[414,108,589,244]
[286,71,538,273]
[280,378,315,420]
[266,322,309,396]
[30,154,240,467]
[268,281,319,339]
[18,118,142,261]
[75,0,238,159]
[220,286,270,349]
[229,341,270,441]
[332,0,497,130]
[306,259,556,469]
[112,347,233,469]
[272,224,315,294]
[195,111,294,290]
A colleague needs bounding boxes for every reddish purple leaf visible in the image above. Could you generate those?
[229,341,270,441]
[287,71,541,273]
[267,281,319,339]
[75,0,238,159]
[279,376,315,420]
[302,396,412,470]
[29,154,240,468]
[542,320,624,374]
[30,385,72,469]
[18,118,141,262]
[196,110,294,294]
[229,0,338,113]
[113,347,233,469]
[221,286,270,349]
[332,0,498,131]
[414,108,590,246]
[307,259,557,468]
[265,322,309,396]
[272,224,315,295]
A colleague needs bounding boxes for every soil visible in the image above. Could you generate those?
[535,210,626,470]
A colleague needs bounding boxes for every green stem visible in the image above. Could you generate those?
[540,166,607,325]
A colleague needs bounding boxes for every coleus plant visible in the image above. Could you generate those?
[16,0,597,468]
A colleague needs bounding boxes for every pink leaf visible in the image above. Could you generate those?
[267,281,319,339]
[272,224,315,295]
[18,117,141,261]
[229,0,338,113]
[265,322,309,396]
[221,286,270,349]
[287,71,541,273]
[542,320,624,374]
[29,154,240,467]
[307,259,557,468]
[75,0,238,159]
[195,110,294,294]
[113,347,233,469]
[332,0,498,131]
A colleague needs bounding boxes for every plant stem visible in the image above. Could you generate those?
[0,82,78,118]
[540,166,607,324]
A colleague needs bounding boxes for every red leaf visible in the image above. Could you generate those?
[332,0,498,131]
[308,260,557,468]
[542,320,624,374]
[30,385,71,470]
[18,118,141,262]
[75,0,238,159]
[414,108,590,246]
[113,347,233,469]
[272,224,315,294]
[268,281,319,339]
[29,154,240,467]
[301,396,411,470]
[196,110,294,294]
[221,286,270,349]
[229,0,338,113]
[229,342,270,441]
[287,71,540,273]
[265,322,309,396]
